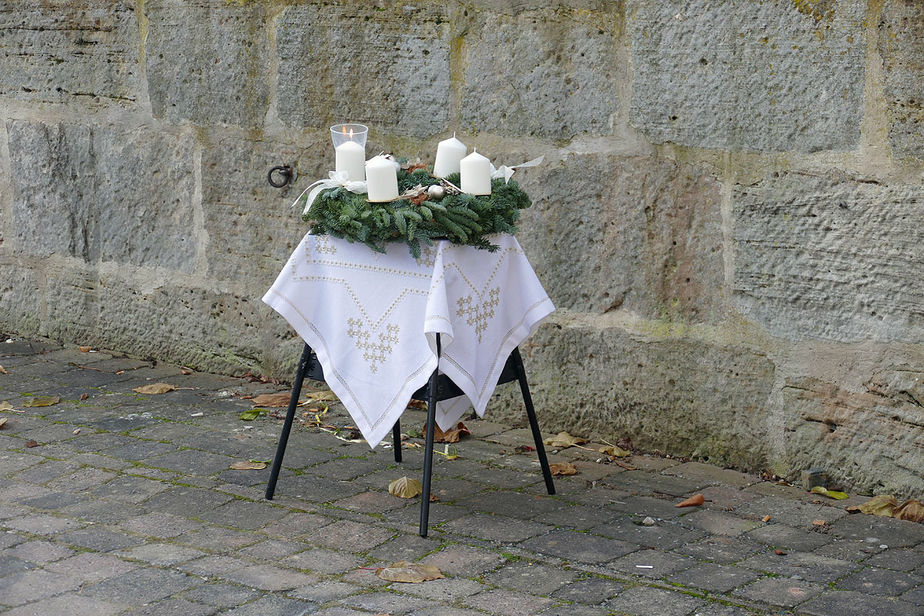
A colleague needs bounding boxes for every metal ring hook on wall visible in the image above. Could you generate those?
[267,164,297,188]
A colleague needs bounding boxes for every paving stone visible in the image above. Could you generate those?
[464,588,556,616]
[5,539,73,564]
[333,490,410,513]
[605,495,688,520]
[485,560,577,595]
[222,564,319,591]
[179,582,262,608]
[57,498,148,525]
[444,512,554,543]
[865,548,924,572]
[829,514,924,548]
[121,598,217,616]
[551,575,624,604]
[591,519,705,549]
[393,577,488,603]
[798,589,920,616]
[739,551,858,583]
[283,547,366,575]
[900,585,924,606]
[13,459,81,484]
[4,514,82,535]
[662,462,757,488]
[197,500,289,530]
[537,504,618,530]
[0,531,26,549]
[676,536,766,564]
[522,529,639,564]
[745,523,832,551]
[837,567,921,596]
[46,467,118,493]
[604,585,704,616]
[17,490,87,511]
[259,512,333,539]
[0,569,81,606]
[0,555,35,577]
[367,533,442,563]
[312,608,371,616]
[141,486,234,517]
[237,538,306,561]
[144,449,238,475]
[343,591,439,614]
[106,440,178,461]
[682,511,762,537]
[813,538,881,562]
[88,475,170,503]
[0,593,125,616]
[422,544,508,577]
[116,542,206,566]
[44,552,137,583]
[82,567,201,604]
[119,511,202,539]
[737,495,848,527]
[178,555,251,577]
[303,519,395,552]
[668,561,762,593]
[290,580,364,603]
[609,549,696,579]
[462,490,562,518]
[607,471,709,497]
[175,527,261,553]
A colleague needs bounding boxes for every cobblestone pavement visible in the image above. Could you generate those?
[1,338,922,616]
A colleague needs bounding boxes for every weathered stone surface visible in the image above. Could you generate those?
[460,9,621,138]
[7,120,197,270]
[0,1,139,106]
[145,0,269,128]
[733,172,924,342]
[496,320,777,469]
[629,0,866,152]
[276,3,450,137]
[879,0,924,160]
[200,135,325,289]
[0,260,43,336]
[517,153,724,321]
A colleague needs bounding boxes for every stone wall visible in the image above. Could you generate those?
[0,0,921,496]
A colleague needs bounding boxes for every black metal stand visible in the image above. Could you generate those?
[265,338,556,537]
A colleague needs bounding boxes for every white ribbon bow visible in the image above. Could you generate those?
[490,155,544,183]
[291,171,368,215]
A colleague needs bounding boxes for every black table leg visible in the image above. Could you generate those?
[512,347,555,495]
[265,343,311,500]
[393,419,402,463]
[419,335,441,537]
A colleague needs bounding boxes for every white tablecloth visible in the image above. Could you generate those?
[263,233,554,448]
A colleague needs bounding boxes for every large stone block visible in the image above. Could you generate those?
[517,152,725,322]
[628,0,866,152]
[276,3,450,137]
[879,0,924,160]
[459,8,622,138]
[7,120,197,272]
[733,172,924,342]
[0,1,139,106]
[0,259,43,336]
[781,359,924,498]
[490,318,778,470]
[200,134,327,289]
[145,0,270,128]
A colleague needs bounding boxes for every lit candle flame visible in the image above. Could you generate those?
[348,128,354,140]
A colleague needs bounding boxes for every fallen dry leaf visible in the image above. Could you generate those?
[0,418,7,429]
[812,519,827,527]
[428,421,471,444]
[230,460,267,471]
[376,561,443,583]
[251,393,292,407]
[847,494,899,517]
[893,499,924,523]
[307,390,339,402]
[0,401,13,411]
[181,367,193,375]
[132,383,176,395]
[0,364,7,374]
[810,486,849,500]
[78,346,92,353]
[388,476,422,499]
[22,396,60,408]
[599,445,630,457]
[79,393,89,401]
[676,494,706,508]
[774,549,787,555]
[429,494,440,503]
[543,431,587,448]
[25,440,39,448]
[549,462,578,476]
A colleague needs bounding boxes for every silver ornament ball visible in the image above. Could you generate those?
[427,184,446,200]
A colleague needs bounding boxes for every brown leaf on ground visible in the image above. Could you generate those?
[132,383,176,395]
[305,390,339,403]
[599,444,630,457]
[846,494,898,517]
[80,393,89,400]
[388,476,422,499]
[23,396,61,407]
[676,494,705,508]
[78,346,92,353]
[25,440,39,448]
[0,401,13,411]
[0,364,7,374]
[774,549,787,555]
[429,494,439,503]
[549,462,578,476]
[181,367,193,375]
[427,421,471,443]
[376,561,443,583]
[230,460,267,471]
[0,418,7,429]
[251,393,292,407]
[893,499,924,523]
[543,431,587,448]
[812,519,827,527]
[407,399,427,409]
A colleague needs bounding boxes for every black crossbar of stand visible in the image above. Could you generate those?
[265,335,556,537]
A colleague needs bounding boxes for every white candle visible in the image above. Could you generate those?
[433,133,467,178]
[336,139,365,182]
[460,149,492,195]
[366,156,399,202]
